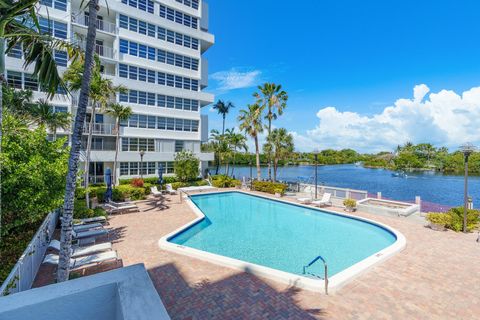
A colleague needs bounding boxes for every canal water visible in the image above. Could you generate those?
[210,164,480,208]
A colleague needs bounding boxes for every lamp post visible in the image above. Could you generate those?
[460,143,476,233]
[139,149,145,179]
[313,149,319,200]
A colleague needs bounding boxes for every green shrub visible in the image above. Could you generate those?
[252,181,287,195]
[174,151,200,182]
[130,178,144,188]
[343,198,357,209]
[116,185,146,201]
[211,175,241,188]
[426,207,479,232]
[169,179,209,190]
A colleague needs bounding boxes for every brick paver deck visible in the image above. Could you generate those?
[36,191,480,319]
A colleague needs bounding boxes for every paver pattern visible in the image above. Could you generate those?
[36,191,480,319]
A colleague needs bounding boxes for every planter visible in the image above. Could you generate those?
[344,207,357,213]
[275,192,282,198]
[429,222,446,231]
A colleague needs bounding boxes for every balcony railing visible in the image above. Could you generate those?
[71,14,117,34]
[83,123,117,136]
[78,41,116,59]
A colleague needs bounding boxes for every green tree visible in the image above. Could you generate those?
[105,103,132,185]
[174,151,200,182]
[0,110,68,283]
[254,83,288,180]
[28,99,71,140]
[267,128,294,182]
[58,0,101,282]
[63,57,125,206]
[212,100,234,134]
[238,104,263,180]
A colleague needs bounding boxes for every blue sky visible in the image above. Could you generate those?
[203,0,480,152]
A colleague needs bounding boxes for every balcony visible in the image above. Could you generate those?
[79,42,116,59]
[71,14,117,35]
[83,123,117,136]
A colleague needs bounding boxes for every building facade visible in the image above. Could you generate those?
[5,0,214,183]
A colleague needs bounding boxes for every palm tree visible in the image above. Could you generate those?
[253,83,288,180]
[29,99,71,140]
[209,129,230,175]
[105,103,132,185]
[212,100,234,134]
[267,128,294,182]
[63,57,125,207]
[58,0,101,283]
[238,104,263,180]
[225,128,248,177]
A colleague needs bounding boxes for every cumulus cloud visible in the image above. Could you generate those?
[210,68,261,91]
[292,84,480,153]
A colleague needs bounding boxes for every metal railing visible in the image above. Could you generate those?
[71,14,117,34]
[0,210,59,296]
[303,255,328,295]
[300,183,368,200]
[83,123,117,135]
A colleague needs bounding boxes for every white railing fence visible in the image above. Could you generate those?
[0,210,59,296]
[299,183,368,200]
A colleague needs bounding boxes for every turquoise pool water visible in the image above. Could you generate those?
[169,192,397,277]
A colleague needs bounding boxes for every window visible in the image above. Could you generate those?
[157,27,166,40]
[119,14,128,29]
[129,41,138,56]
[24,73,38,91]
[167,96,174,109]
[54,50,68,67]
[7,71,22,89]
[157,117,166,129]
[166,118,175,130]
[157,95,166,108]
[148,70,156,83]
[123,0,154,14]
[148,23,156,37]
[148,47,155,60]
[41,0,67,11]
[129,65,138,80]
[147,116,156,128]
[159,5,198,30]
[138,44,147,58]
[7,43,22,59]
[129,17,138,32]
[184,119,192,131]
[119,64,128,78]
[138,68,146,81]
[192,120,199,132]
[175,141,184,152]
[167,30,174,43]
[175,97,183,109]
[120,163,129,176]
[120,39,128,53]
[138,21,146,35]
[138,91,147,105]
[54,106,68,113]
[129,162,138,175]
[129,90,138,104]
[147,93,156,106]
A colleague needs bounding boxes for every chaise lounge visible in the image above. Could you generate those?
[42,251,118,269]
[104,201,139,214]
[311,193,332,207]
[48,239,112,258]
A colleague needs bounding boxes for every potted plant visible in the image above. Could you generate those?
[274,187,283,198]
[343,198,357,212]
[425,212,449,231]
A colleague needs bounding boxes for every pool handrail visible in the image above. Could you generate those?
[303,255,329,295]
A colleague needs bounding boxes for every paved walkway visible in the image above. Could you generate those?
[101,192,480,319]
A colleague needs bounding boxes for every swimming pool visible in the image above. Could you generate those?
[160,191,406,292]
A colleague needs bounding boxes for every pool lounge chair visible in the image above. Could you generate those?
[74,216,107,225]
[105,201,139,214]
[48,239,112,258]
[42,251,118,269]
[72,227,108,240]
[150,186,163,197]
[311,193,332,207]
[73,222,103,232]
[297,197,313,204]
[165,184,177,195]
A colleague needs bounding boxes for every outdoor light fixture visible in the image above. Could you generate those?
[460,143,476,233]
[139,149,145,179]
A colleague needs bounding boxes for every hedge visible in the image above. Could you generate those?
[426,207,480,232]
[211,175,241,188]
[252,181,287,195]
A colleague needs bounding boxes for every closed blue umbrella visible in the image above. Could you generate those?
[158,164,164,189]
[104,168,113,203]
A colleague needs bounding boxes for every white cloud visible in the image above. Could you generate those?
[210,68,261,91]
[292,84,480,153]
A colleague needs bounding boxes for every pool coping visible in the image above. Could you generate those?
[158,190,406,294]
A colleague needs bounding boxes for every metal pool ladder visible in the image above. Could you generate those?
[303,255,329,295]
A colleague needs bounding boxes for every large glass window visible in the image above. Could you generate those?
[159,5,198,30]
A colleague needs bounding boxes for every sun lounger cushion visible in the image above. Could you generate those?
[43,251,117,268]
[75,216,107,225]
[73,228,108,240]
[48,240,112,258]
[73,223,103,232]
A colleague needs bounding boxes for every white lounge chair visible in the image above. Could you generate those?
[72,228,108,240]
[73,222,103,232]
[74,216,107,225]
[150,186,163,197]
[105,201,139,214]
[43,251,118,269]
[165,184,177,195]
[311,193,332,207]
[297,197,313,204]
[48,239,112,258]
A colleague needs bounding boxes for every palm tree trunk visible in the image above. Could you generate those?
[215,155,219,175]
[57,0,99,283]
[52,126,57,141]
[254,135,261,180]
[112,118,120,186]
[267,117,272,181]
[84,103,96,209]
[0,33,4,242]
[273,157,278,182]
[222,114,225,134]
[231,150,236,177]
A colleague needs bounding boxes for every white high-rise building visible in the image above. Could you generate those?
[5,0,214,183]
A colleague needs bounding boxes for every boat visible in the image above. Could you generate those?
[391,171,408,178]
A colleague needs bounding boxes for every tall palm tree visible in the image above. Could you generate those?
[253,83,288,180]
[209,129,229,175]
[238,104,263,180]
[225,128,248,177]
[105,103,132,185]
[58,0,100,283]
[63,57,125,207]
[267,128,294,182]
[212,100,234,134]
[29,99,71,140]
